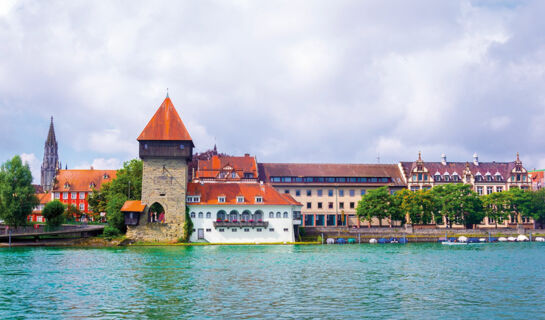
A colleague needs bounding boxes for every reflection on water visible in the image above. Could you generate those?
[0,243,544,319]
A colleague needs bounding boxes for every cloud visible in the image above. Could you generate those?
[74,158,121,170]
[1,0,545,171]
[20,153,40,184]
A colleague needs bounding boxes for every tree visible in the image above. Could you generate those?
[106,193,128,233]
[505,188,532,224]
[356,186,398,227]
[64,204,82,223]
[42,200,65,227]
[482,192,510,228]
[432,184,483,228]
[527,189,545,228]
[180,207,194,242]
[0,156,39,227]
[397,189,438,225]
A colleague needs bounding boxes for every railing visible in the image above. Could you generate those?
[0,224,87,235]
[213,221,269,228]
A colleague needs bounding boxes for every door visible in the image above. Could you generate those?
[197,228,204,240]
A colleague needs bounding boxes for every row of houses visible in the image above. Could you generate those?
[32,97,541,243]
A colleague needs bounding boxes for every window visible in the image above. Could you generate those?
[326,215,336,226]
[271,177,281,182]
[198,212,203,218]
[276,212,281,218]
[349,190,355,197]
[435,174,441,182]
[523,175,527,182]
[306,202,311,209]
[444,175,450,182]
[496,174,502,181]
[284,190,290,194]
[487,187,493,195]
[255,196,263,203]
[517,174,521,182]
[63,192,68,199]
[232,229,237,232]
[231,172,237,178]
[269,228,275,232]
[206,228,211,232]
[412,174,417,181]
[477,186,483,195]
[244,228,250,232]
[190,212,196,218]
[496,187,503,192]
[339,202,344,209]
[283,212,289,218]
[269,212,274,218]
[219,229,225,232]
[318,202,323,209]
[54,193,60,199]
[361,190,366,196]
[218,196,226,203]
[304,215,314,226]
[256,228,262,232]
[328,202,334,209]
[79,203,84,211]
[410,186,419,191]
[328,190,333,197]
[418,173,423,181]
[295,190,301,196]
[71,192,76,199]
[205,212,211,219]
[316,214,325,226]
[486,175,492,182]
[237,196,244,203]
[283,228,289,232]
[339,190,344,197]
[79,192,85,199]
[306,190,312,196]
[317,189,323,197]
[350,202,355,209]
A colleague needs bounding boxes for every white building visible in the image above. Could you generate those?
[187,182,302,243]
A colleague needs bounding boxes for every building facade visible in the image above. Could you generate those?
[187,182,301,243]
[400,152,533,228]
[258,163,406,228]
[195,154,258,182]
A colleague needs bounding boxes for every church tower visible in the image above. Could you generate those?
[126,96,194,241]
[41,117,59,191]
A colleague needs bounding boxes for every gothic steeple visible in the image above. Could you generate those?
[41,117,59,191]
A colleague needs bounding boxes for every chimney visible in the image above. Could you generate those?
[473,153,479,166]
[245,153,250,157]
[90,166,94,170]
[441,153,447,165]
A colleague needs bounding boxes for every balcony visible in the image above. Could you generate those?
[213,220,269,228]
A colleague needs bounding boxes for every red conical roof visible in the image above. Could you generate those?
[137,97,193,141]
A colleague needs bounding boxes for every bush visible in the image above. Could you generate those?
[179,208,194,243]
[103,226,120,239]
[43,200,65,227]
[106,193,127,233]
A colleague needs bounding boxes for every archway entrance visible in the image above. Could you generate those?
[149,202,165,223]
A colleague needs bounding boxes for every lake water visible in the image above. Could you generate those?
[0,243,544,319]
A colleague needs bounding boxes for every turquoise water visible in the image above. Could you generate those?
[1,243,544,319]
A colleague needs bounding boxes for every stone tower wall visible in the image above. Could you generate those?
[126,157,188,242]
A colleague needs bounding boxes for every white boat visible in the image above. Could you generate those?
[479,238,486,242]
[498,237,507,242]
[458,236,468,243]
[369,238,377,244]
[535,237,545,242]
[517,235,529,242]
[507,236,517,242]
[441,241,467,245]
[326,238,335,244]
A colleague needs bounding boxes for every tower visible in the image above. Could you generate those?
[41,117,59,191]
[126,96,194,241]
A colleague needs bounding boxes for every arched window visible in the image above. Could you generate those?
[254,210,263,221]
[198,212,203,218]
[229,210,239,222]
[149,202,165,223]
[206,212,211,219]
[241,210,251,222]
[276,212,281,218]
[190,212,196,218]
[283,212,289,218]
[217,210,227,221]
[269,212,274,218]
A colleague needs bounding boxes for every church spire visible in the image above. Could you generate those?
[46,116,57,145]
[41,116,59,191]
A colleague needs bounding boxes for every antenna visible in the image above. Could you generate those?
[377,152,380,164]
[166,88,169,98]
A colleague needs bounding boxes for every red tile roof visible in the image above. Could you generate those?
[138,97,193,142]
[400,161,520,180]
[196,154,258,179]
[53,169,117,192]
[121,200,146,212]
[187,182,301,206]
[258,163,405,186]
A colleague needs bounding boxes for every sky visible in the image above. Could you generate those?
[1,0,545,183]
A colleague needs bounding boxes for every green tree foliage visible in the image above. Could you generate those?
[356,186,401,227]
[87,159,142,233]
[527,188,545,227]
[505,187,532,223]
[0,156,39,227]
[397,189,439,225]
[430,184,483,229]
[180,207,194,242]
[42,200,65,227]
[482,192,510,228]
[64,204,82,223]
[106,193,128,233]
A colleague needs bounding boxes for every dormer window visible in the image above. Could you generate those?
[187,196,200,203]
[255,196,263,203]
[89,182,96,189]
[495,173,502,181]
[64,182,70,189]
[444,174,450,182]
[103,173,110,179]
[231,172,237,179]
[434,173,441,182]
[218,196,226,203]
[236,196,244,203]
[475,173,482,182]
[485,173,492,182]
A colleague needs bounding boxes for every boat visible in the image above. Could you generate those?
[517,235,529,242]
[441,241,467,245]
[535,237,545,242]
[369,238,377,244]
[507,236,517,242]
[498,237,507,242]
[326,238,335,244]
